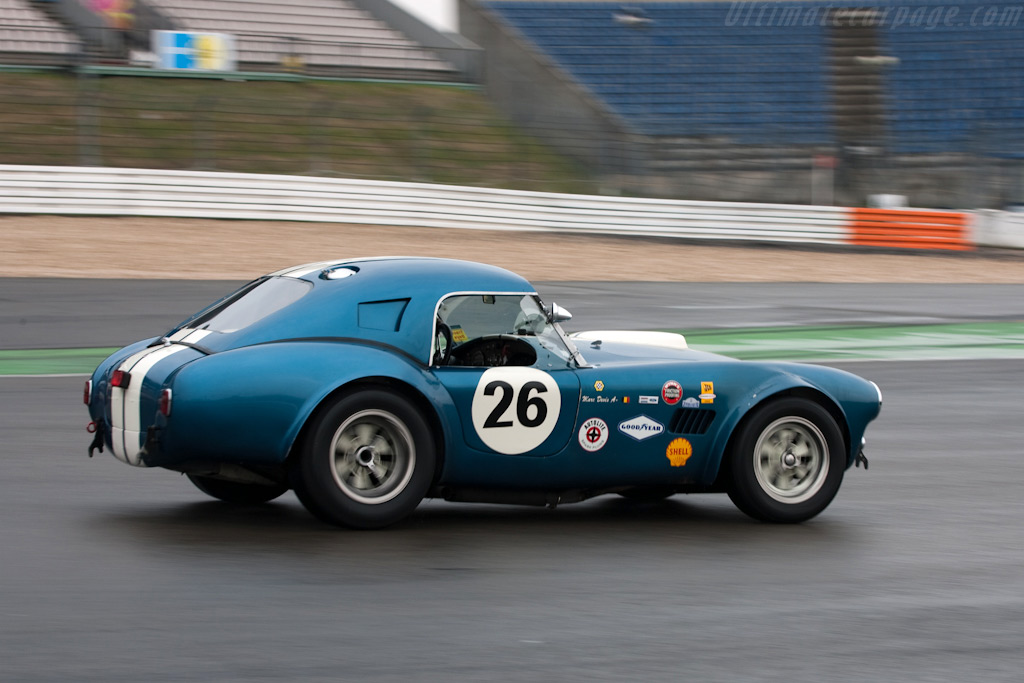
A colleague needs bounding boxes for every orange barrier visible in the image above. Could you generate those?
[847,208,972,251]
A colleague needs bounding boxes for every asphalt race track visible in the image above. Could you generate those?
[2,280,1024,681]
[6,279,1024,348]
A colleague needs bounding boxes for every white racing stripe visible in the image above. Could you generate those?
[183,330,211,345]
[109,345,162,464]
[108,329,210,466]
[118,345,187,465]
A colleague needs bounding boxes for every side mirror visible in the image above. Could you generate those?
[547,302,572,323]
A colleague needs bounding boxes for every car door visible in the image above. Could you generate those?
[431,293,581,458]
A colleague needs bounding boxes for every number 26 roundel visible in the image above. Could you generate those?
[470,367,562,454]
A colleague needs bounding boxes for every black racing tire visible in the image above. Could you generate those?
[617,486,676,502]
[186,474,288,505]
[726,397,845,523]
[292,389,436,529]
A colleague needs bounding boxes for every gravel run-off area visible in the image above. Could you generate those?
[2,215,1023,282]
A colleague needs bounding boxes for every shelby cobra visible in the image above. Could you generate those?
[85,257,881,528]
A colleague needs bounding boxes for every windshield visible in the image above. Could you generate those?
[436,294,582,366]
[169,276,312,336]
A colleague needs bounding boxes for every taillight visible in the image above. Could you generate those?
[111,369,130,388]
[83,380,92,405]
[159,389,173,417]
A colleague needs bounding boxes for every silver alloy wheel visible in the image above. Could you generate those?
[752,416,829,504]
[329,409,416,505]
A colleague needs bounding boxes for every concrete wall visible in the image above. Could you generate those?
[351,0,483,81]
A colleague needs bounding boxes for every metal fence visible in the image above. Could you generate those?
[0,22,473,80]
[464,0,1024,208]
[0,69,599,193]
[2,61,1020,207]
[228,33,458,77]
[4,6,1024,208]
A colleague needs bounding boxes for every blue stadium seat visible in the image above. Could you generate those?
[485,0,1024,152]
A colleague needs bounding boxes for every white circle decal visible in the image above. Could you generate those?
[578,417,608,452]
[471,367,561,455]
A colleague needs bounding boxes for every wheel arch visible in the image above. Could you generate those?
[285,376,447,484]
[710,386,850,489]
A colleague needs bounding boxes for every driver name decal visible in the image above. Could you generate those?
[471,367,561,454]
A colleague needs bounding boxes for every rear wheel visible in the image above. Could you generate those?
[186,474,288,505]
[726,398,845,523]
[292,389,435,529]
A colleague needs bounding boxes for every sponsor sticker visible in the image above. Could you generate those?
[700,381,716,404]
[666,438,693,467]
[662,380,682,405]
[450,325,468,344]
[594,380,605,392]
[618,415,665,441]
[679,397,700,408]
[639,395,659,405]
[578,417,609,452]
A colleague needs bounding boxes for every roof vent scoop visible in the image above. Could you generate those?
[321,266,359,280]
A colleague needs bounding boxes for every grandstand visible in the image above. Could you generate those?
[1,0,1021,206]
[883,10,1024,156]
[0,0,470,79]
[463,0,1024,206]
[0,0,78,62]
[145,0,457,77]
[486,1,831,143]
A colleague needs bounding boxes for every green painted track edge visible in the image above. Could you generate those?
[4,322,1024,374]
[0,348,118,376]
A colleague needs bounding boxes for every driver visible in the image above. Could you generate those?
[434,316,452,366]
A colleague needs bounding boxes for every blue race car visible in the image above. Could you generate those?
[85,257,881,528]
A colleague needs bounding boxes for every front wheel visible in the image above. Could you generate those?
[726,398,845,523]
[186,474,288,505]
[292,389,436,529]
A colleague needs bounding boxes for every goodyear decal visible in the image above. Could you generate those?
[618,415,664,441]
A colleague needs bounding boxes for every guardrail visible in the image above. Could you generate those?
[0,165,988,250]
[973,210,1024,250]
[848,208,971,251]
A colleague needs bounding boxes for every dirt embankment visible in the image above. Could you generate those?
[2,216,1023,282]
